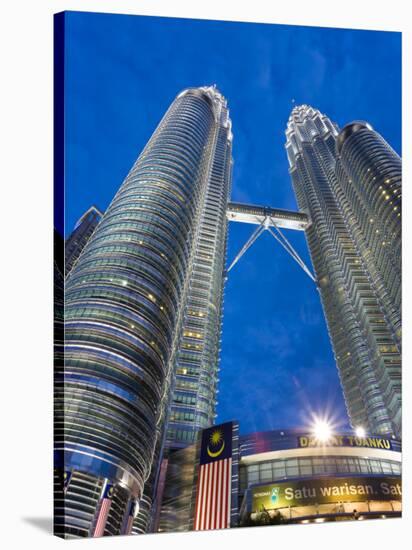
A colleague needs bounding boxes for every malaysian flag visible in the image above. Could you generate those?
[93,482,114,537]
[63,471,72,494]
[194,421,233,530]
[123,499,137,535]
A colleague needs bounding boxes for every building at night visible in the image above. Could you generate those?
[285,106,401,439]
[157,426,401,531]
[54,86,233,538]
[335,122,401,347]
[136,86,233,533]
[165,87,233,451]
[64,205,103,275]
[55,91,402,538]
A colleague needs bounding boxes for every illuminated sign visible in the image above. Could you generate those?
[251,476,401,512]
[298,435,392,450]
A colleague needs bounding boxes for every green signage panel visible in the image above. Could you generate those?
[251,476,401,512]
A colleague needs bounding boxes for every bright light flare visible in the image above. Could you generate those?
[355,426,366,438]
[312,419,332,442]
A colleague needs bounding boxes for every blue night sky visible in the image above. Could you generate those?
[63,11,401,435]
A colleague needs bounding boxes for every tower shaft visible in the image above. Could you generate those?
[55,87,232,538]
[286,106,401,438]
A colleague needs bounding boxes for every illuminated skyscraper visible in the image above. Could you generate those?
[285,106,401,439]
[165,90,232,450]
[135,88,232,534]
[335,122,401,344]
[54,86,233,538]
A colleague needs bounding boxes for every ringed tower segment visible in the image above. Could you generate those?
[335,121,401,344]
[165,86,233,451]
[55,86,232,538]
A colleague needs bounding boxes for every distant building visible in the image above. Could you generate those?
[65,205,103,275]
[285,106,401,438]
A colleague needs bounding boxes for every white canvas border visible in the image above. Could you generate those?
[0,1,409,548]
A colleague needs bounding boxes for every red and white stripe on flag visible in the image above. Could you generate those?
[93,489,113,537]
[122,499,137,535]
[194,457,232,530]
[124,513,134,536]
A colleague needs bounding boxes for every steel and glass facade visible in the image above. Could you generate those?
[335,122,401,345]
[157,443,198,533]
[166,89,233,450]
[135,88,232,534]
[285,106,401,439]
[54,86,233,538]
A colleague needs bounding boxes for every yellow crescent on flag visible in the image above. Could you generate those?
[207,440,225,458]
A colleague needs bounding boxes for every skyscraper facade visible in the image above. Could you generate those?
[133,87,232,535]
[54,86,233,538]
[335,122,401,344]
[65,205,103,275]
[285,106,401,439]
[165,89,232,450]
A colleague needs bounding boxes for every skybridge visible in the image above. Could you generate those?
[226,201,316,283]
[227,202,310,231]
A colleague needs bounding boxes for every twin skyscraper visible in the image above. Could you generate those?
[55,86,401,538]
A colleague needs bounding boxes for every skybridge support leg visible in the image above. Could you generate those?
[266,221,316,283]
[225,215,316,284]
[226,220,266,273]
